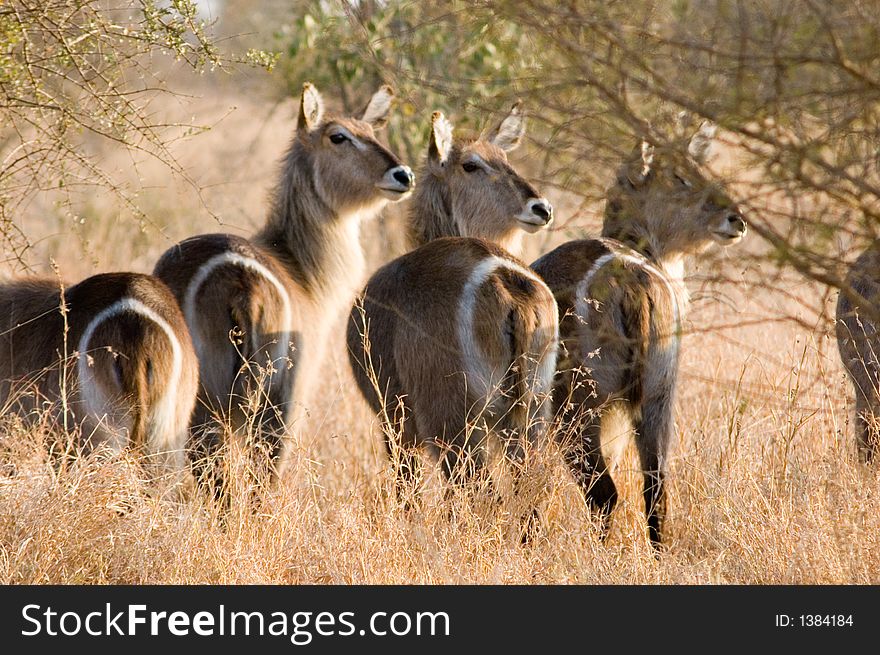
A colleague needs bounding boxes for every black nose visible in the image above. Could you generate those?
[727,213,746,233]
[531,202,552,221]
[393,168,414,188]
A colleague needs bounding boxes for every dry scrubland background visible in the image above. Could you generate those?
[1,0,878,583]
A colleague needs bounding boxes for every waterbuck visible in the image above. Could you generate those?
[836,245,880,462]
[153,83,413,496]
[0,273,198,474]
[531,123,747,549]
[347,108,558,512]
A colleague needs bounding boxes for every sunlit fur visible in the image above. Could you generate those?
[532,127,747,549]
[407,107,552,258]
[153,84,412,497]
[347,109,557,521]
[409,145,549,256]
[603,151,746,264]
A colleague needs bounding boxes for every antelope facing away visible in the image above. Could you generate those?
[532,123,747,549]
[836,245,880,462]
[154,83,413,497]
[347,108,558,512]
[0,272,198,476]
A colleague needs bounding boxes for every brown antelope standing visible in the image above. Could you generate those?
[532,123,747,549]
[836,245,880,462]
[153,83,413,495]
[0,273,198,475]
[347,108,558,507]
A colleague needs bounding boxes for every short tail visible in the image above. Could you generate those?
[227,289,259,400]
[503,294,559,445]
[618,283,652,406]
[113,352,153,452]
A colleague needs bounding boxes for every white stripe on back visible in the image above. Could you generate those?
[574,250,681,330]
[76,297,183,451]
[184,252,292,364]
[456,255,554,397]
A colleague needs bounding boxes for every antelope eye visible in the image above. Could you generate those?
[462,161,480,173]
[329,133,348,144]
[674,173,692,188]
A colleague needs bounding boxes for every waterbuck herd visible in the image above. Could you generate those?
[0,84,876,552]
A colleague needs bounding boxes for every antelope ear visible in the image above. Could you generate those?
[298,82,324,133]
[640,140,655,175]
[688,121,717,164]
[361,85,394,129]
[619,140,654,186]
[428,111,454,166]
[488,101,525,152]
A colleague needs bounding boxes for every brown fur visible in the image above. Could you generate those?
[347,109,557,521]
[0,273,198,475]
[349,239,558,491]
[153,84,412,497]
[836,245,880,461]
[532,128,747,549]
[408,141,546,255]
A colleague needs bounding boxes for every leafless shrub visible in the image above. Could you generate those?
[0,0,275,269]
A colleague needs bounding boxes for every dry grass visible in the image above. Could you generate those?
[1,76,878,585]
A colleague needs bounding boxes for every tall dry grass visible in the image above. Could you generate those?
[1,76,877,585]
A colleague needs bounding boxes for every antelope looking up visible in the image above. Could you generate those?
[836,245,880,462]
[0,272,198,477]
[532,122,747,549]
[347,108,558,515]
[153,83,413,497]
